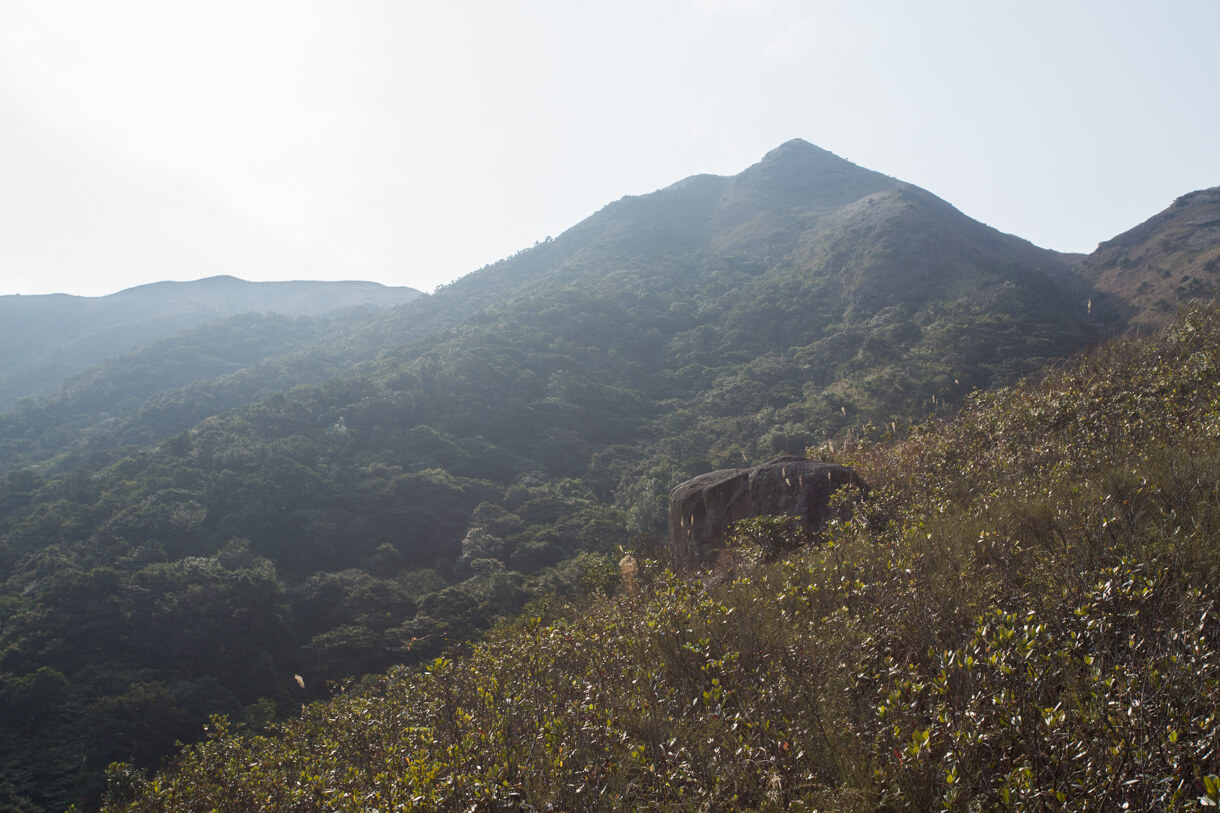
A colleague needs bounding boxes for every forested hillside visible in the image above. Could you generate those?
[1,141,1217,810]
[102,301,1220,811]
[0,276,421,411]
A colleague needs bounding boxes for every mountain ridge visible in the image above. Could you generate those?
[0,277,423,411]
[1075,186,1220,325]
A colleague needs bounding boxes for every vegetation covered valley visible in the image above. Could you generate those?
[101,302,1220,811]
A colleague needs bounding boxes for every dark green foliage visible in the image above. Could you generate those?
[100,304,1220,811]
[729,514,811,560]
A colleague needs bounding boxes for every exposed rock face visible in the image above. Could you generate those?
[669,455,869,567]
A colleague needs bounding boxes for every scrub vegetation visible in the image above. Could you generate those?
[102,303,1220,811]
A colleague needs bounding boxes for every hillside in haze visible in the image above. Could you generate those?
[1,140,1217,810]
[0,310,421,476]
[0,276,422,410]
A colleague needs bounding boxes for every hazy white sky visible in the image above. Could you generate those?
[2,0,1218,297]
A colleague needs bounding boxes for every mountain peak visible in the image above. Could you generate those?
[734,139,898,208]
[755,139,864,171]
[761,137,831,159]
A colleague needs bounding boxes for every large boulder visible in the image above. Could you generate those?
[669,455,868,567]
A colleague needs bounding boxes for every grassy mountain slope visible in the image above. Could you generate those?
[1076,187,1220,326]
[106,303,1220,811]
[0,276,421,410]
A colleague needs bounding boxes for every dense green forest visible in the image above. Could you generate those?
[1,142,1217,810]
[99,301,1220,811]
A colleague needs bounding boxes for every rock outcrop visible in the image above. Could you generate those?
[669,455,868,567]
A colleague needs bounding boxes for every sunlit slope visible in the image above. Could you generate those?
[1076,187,1220,326]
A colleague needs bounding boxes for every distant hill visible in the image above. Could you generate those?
[0,311,389,474]
[0,276,422,410]
[1075,186,1220,326]
[2,140,1218,811]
